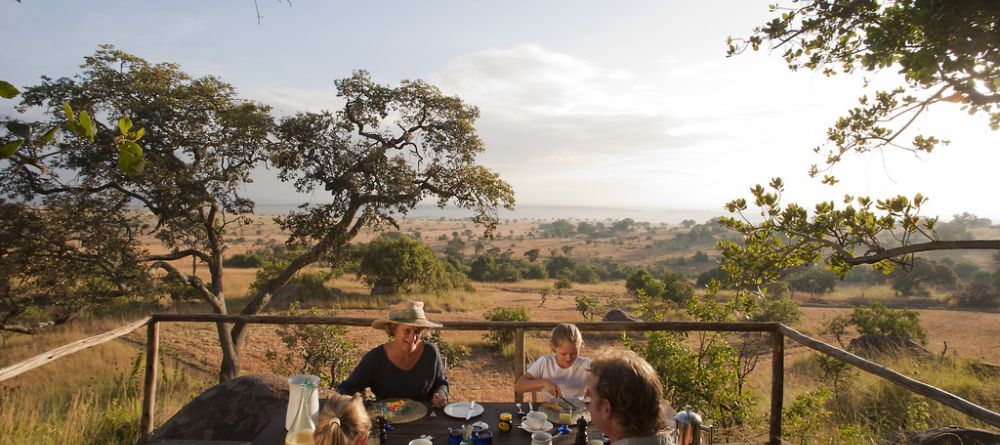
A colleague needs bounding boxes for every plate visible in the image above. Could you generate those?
[443,401,484,419]
[519,420,554,433]
[368,398,428,423]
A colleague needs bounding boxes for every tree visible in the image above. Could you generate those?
[355,235,465,295]
[889,257,956,297]
[729,0,999,177]
[523,248,540,262]
[4,47,272,380]
[4,49,514,380]
[574,295,599,320]
[721,3,1000,286]
[0,199,150,335]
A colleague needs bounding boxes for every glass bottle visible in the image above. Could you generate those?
[285,381,317,445]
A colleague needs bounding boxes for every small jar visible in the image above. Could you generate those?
[497,412,513,433]
[475,430,494,445]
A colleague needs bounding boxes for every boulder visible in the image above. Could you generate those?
[602,309,643,323]
[152,373,289,442]
[906,426,1000,445]
[848,334,931,358]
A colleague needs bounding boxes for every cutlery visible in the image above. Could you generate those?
[429,407,436,418]
[516,402,524,415]
[466,401,476,420]
[528,401,533,412]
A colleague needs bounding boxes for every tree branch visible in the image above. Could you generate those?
[841,240,1000,266]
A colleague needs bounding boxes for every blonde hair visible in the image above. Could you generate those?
[550,323,584,349]
[314,392,371,445]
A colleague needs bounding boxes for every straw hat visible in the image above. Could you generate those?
[371,300,443,329]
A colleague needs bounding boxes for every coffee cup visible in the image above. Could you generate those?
[409,439,432,445]
[525,411,548,430]
[531,432,553,445]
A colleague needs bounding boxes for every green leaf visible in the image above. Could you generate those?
[118,116,132,134]
[1,140,24,158]
[39,127,58,144]
[62,102,75,121]
[134,127,145,140]
[5,122,31,140]
[0,81,19,99]
[117,140,145,175]
[79,111,95,142]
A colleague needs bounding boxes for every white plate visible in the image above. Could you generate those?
[520,420,554,433]
[444,402,484,419]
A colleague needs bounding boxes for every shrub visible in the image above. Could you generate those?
[482,307,530,350]
[574,295,599,320]
[751,297,801,324]
[428,331,471,369]
[827,302,927,345]
[272,304,358,387]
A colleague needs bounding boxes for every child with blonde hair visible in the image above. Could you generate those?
[314,392,372,445]
[514,323,591,399]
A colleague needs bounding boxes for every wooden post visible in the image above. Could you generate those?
[141,320,160,442]
[514,327,525,403]
[769,330,784,445]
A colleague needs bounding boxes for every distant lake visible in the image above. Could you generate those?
[252,203,723,224]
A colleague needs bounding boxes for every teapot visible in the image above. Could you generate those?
[673,406,713,445]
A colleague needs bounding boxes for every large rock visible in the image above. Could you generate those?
[906,426,1000,445]
[848,334,931,358]
[152,373,289,442]
[602,309,643,323]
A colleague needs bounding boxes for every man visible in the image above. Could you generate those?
[585,349,675,445]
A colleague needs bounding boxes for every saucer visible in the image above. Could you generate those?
[520,420,554,433]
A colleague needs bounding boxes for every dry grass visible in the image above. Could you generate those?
[4,217,999,444]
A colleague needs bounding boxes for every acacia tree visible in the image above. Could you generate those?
[720,1,1000,287]
[3,51,513,380]
[235,70,514,378]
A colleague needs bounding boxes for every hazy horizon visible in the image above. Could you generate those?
[3,1,999,221]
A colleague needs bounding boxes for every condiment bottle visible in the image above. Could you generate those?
[574,417,589,445]
[498,412,513,433]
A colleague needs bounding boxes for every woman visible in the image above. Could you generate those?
[314,392,371,445]
[336,300,449,407]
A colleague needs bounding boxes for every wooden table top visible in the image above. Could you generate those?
[251,401,588,445]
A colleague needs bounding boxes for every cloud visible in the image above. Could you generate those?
[246,86,344,117]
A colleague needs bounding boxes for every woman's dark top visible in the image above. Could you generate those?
[336,342,449,401]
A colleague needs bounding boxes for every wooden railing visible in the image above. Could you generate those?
[3,314,998,445]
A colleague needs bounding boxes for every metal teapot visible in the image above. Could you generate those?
[673,406,713,445]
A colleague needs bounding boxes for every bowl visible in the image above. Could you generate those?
[526,411,548,430]
[409,439,432,445]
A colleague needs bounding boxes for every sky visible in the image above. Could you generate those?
[2,1,998,222]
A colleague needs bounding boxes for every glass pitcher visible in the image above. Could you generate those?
[286,380,318,445]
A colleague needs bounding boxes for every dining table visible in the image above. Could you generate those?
[251,401,590,445]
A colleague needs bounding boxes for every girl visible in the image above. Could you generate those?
[514,323,591,399]
[314,392,372,445]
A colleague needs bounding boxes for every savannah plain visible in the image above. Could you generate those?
[2,214,999,444]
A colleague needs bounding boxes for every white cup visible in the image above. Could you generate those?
[531,432,553,445]
[525,411,548,430]
[409,439,433,445]
[286,374,321,429]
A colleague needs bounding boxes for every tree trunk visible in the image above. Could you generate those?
[216,321,240,382]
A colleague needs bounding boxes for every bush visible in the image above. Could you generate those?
[827,302,927,346]
[271,304,359,387]
[751,297,801,324]
[574,295,599,320]
[951,282,1000,308]
[428,331,471,369]
[482,307,530,350]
